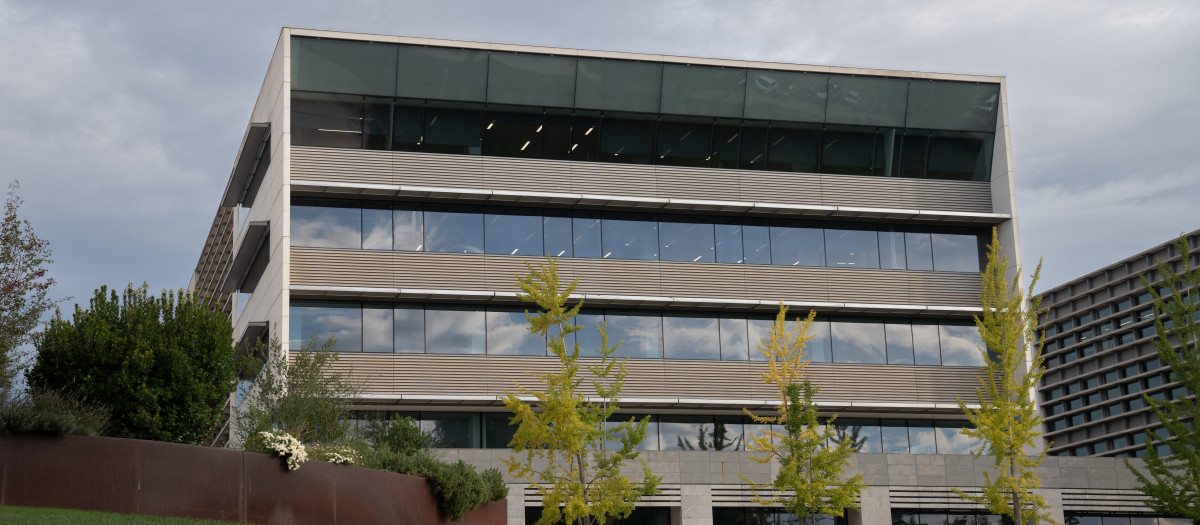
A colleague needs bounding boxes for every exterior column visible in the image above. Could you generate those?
[507,483,527,525]
[679,484,713,525]
[855,486,890,525]
[1036,488,1065,525]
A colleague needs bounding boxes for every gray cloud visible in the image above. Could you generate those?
[1,0,1195,310]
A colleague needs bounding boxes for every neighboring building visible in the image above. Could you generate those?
[191,28,1165,525]
[1036,230,1200,459]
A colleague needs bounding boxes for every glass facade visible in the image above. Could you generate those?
[291,199,985,273]
[291,37,999,182]
[290,300,985,366]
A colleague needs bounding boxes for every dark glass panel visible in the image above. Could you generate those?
[931,232,982,272]
[831,319,886,364]
[747,317,774,362]
[482,412,517,449]
[290,301,362,352]
[825,226,880,269]
[424,208,483,254]
[660,64,746,118]
[912,322,942,366]
[291,200,361,249]
[825,75,908,127]
[543,214,573,258]
[820,126,875,176]
[482,107,543,159]
[739,121,768,169]
[575,311,605,358]
[710,122,742,169]
[575,58,662,113]
[927,131,993,181]
[659,218,715,263]
[872,127,901,177]
[484,211,543,257]
[393,305,424,353]
[656,117,713,167]
[391,99,424,152]
[541,109,574,160]
[808,320,832,363]
[291,37,397,96]
[742,221,772,265]
[422,102,482,155]
[719,315,750,361]
[600,113,656,164]
[880,420,910,453]
[663,314,720,360]
[659,415,711,450]
[770,222,824,267]
[934,420,972,454]
[421,412,481,448]
[486,52,576,108]
[605,310,663,359]
[744,70,828,122]
[570,111,601,162]
[604,416,658,451]
[425,305,485,354]
[363,304,393,353]
[905,80,1000,132]
[715,223,745,264]
[907,421,936,454]
[878,226,907,270]
[712,416,745,451]
[835,418,881,453]
[486,308,543,356]
[885,321,915,365]
[905,229,934,271]
[572,214,603,258]
[766,123,821,173]
[393,204,423,251]
[940,322,984,366]
[602,214,658,261]
[395,45,488,102]
[292,92,389,149]
[362,203,392,250]
[898,129,929,178]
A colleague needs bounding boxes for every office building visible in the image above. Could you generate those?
[191,28,1166,524]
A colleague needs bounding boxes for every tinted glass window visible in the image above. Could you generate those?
[873,128,902,177]
[395,46,488,102]
[485,212,543,256]
[660,64,746,118]
[885,321,914,365]
[664,315,720,360]
[487,53,576,107]
[770,224,824,267]
[482,412,517,449]
[600,114,656,164]
[602,215,658,261]
[422,103,481,155]
[719,315,750,361]
[904,229,934,271]
[574,311,605,358]
[744,70,827,122]
[486,308,543,356]
[927,131,992,181]
[940,323,984,366]
[292,37,396,96]
[714,223,745,264]
[742,222,772,264]
[290,301,362,352]
[659,219,715,263]
[424,209,483,254]
[908,422,936,454]
[878,227,906,270]
[422,412,481,448]
[572,215,602,258]
[393,205,423,251]
[362,204,392,250]
[391,100,423,152]
[394,305,424,353]
[808,320,832,363]
[825,75,908,127]
[363,304,393,353]
[710,122,741,169]
[292,201,361,249]
[656,117,712,167]
[425,306,485,354]
[658,415,702,450]
[831,319,886,364]
[739,121,768,169]
[934,420,972,454]
[766,123,820,173]
[932,233,981,272]
[543,215,573,258]
[836,418,881,453]
[747,317,774,362]
[482,108,543,159]
[912,322,942,366]
[825,227,880,269]
[606,311,663,359]
[820,126,876,176]
[905,80,1000,132]
[880,420,910,453]
[570,112,601,162]
[575,58,662,113]
[898,130,929,178]
[292,92,390,149]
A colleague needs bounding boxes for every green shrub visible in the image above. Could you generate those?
[361,416,431,456]
[361,448,507,520]
[0,388,108,436]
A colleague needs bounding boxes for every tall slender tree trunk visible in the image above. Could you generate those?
[1011,456,1023,525]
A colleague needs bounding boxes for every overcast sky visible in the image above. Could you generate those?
[1,0,1196,311]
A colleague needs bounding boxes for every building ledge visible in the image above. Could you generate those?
[220,221,269,293]
[220,122,270,207]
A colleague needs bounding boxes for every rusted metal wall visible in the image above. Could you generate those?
[0,433,505,525]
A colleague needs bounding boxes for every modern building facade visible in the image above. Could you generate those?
[190,28,1168,525]
[1036,229,1199,459]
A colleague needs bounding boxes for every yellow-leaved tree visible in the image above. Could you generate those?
[742,304,865,525]
[956,229,1054,525]
[501,258,660,525]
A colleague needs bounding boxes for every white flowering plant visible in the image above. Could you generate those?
[310,444,359,466]
[258,429,309,471]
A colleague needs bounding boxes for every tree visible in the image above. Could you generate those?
[1124,236,1200,520]
[0,181,56,393]
[501,258,660,525]
[27,284,239,444]
[956,230,1053,525]
[743,305,864,525]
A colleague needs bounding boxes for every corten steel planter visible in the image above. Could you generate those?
[0,433,506,525]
